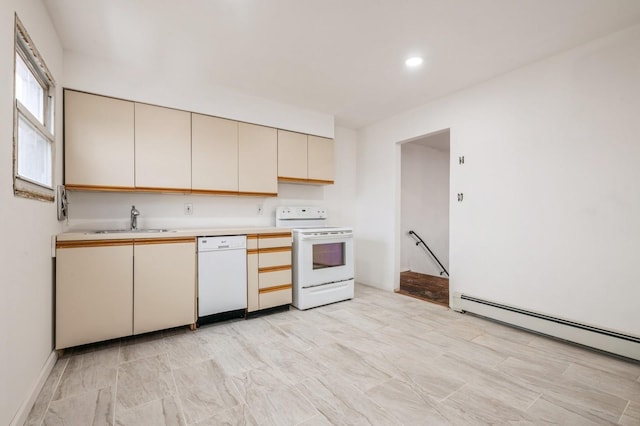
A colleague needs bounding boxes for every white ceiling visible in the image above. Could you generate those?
[43,0,640,129]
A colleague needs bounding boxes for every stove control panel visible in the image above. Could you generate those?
[276,206,327,220]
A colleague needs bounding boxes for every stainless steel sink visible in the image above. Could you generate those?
[90,229,172,234]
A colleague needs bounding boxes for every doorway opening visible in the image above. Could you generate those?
[398,129,450,307]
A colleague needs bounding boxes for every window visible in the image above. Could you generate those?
[13,15,56,201]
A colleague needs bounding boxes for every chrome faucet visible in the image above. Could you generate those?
[130,205,140,230]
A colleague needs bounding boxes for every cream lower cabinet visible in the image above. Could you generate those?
[56,241,134,349]
[133,238,196,335]
[247,233,292,312]
[56,237,197,349]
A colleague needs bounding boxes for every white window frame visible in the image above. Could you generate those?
[13,14,56,202]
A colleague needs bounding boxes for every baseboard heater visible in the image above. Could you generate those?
[452,293,640,361]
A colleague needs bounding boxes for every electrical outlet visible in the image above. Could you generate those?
[257,204,263,215]
[184,203,193,215]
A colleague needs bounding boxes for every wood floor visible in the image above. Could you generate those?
[398,270,450,307]
[25,284,640,425]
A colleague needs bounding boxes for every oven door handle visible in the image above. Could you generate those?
[299,233,353,241]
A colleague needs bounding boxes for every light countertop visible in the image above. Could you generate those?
[56,226,291,241]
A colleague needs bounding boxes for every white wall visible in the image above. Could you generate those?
[64,126,356,231]
[357,24,640,337]
[0,1,64,424]
[401,143,450,276]
[61,51,356,233]
[0,9,356,423]
[63,51,335,138]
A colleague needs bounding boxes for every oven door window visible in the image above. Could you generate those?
[312,242,345,269]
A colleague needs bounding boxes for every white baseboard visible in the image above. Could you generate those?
[453,292,640,361]
[11,350,58,426]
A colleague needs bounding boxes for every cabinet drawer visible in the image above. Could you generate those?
[258,249,291,268]
[258,234,291,249]
[259,287,292,309]
[258,268,291,289]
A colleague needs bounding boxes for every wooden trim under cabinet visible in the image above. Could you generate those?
[259,246,292,254]
[192,189,278,197]
[134,187,192,194]
[237,191,278,197]
[306,178,335,185]
[191,189,241,196]
[258,233,292,239]
[56,239,134,249]
[64,185,278,197]
[247,248,259,255]
[278,177,334,185]
[258,265,292,273]
[64,184,136,192]
[134,237,196,245]
[259,284,292,294]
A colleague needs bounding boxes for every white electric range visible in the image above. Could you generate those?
[276,206,354,310]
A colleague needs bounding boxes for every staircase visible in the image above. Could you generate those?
[397,271,449,307]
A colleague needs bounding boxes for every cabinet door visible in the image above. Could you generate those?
[307,135,334,183]
[56,242,133,349]
[277,129,307,181]
[133,239,196,335]
[64,90,135,189]
[192,114,238,193]
[238,123,278,195]
[134,103,191,191]
[247,236,259,312]
[247,253,259,312]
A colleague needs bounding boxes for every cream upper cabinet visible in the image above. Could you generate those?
[64,89,331,194]
[277,129,307,181]
[134,103,191,191]
[238,122,278,195]
[307,135,334,183]
[191,114,238,193]
[277,130,335,184]
[64,90,135,189]
[56,242,134,349]
[133,239,196,335]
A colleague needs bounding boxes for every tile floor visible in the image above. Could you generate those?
[26,284,640,425]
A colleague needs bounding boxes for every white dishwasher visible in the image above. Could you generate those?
[197,235,247,325]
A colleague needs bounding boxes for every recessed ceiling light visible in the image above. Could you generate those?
[405,56,423,68]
